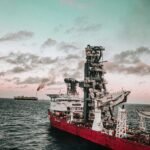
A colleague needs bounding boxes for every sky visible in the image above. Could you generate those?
[0,0,150,103]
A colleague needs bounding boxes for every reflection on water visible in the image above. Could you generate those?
[0,99,149,150]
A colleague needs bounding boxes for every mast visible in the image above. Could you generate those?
[83,45,106,122]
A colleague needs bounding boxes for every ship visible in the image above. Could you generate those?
[14,96,38,101]
[47,45,150,150]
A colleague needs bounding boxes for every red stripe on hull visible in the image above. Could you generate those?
[48,113,150,150]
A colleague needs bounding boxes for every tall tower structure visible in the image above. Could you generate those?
[83,45,106,122]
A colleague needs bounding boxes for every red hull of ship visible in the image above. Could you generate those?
[48,112,150,150]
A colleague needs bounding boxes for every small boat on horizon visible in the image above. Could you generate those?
[14,96,38,101]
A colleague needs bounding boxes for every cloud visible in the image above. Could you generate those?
[0,65,31,76]
[3,52,38,65]
[65,54,80,60]
[80,24,101,32]
[0,52,60,79]
[114,47,150,64]
[105,62,150,75]
[10,65,31,73]
[58,42,79,52]
[4,77,20,83]
[0,52,58,74]
[41,38,57,48]
[0,72,5,77]
[36,53,84,82]
[66,24,102,34]
[40,38,79,53]
[4,73,57,87]
[66,16,102,34]
[63,70,82,79]
[4,78,28,88]
[61,59,84,79]
[0,30,34,42]
[105,47,150,76]
[40,57,58,64]
[17,74,56,86]
[1,48,83,87]
[16,76,49,85]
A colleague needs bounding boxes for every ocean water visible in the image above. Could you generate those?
[0,99,149,150]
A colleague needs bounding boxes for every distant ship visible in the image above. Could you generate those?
[47,45,150,150]
[14,96,38,101]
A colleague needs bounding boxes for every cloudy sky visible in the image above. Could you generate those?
[0,0,150,103]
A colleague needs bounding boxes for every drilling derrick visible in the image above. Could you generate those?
[83,45,106,122]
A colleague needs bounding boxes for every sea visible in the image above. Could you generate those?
[0,99,150,150]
